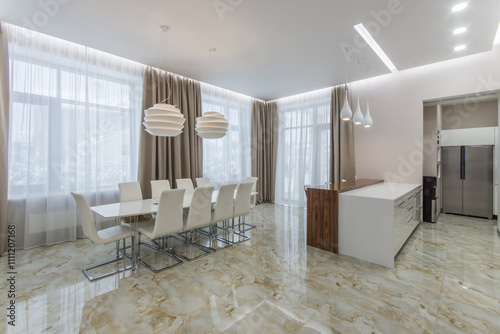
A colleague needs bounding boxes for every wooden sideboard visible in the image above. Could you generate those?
[306,179,384,253]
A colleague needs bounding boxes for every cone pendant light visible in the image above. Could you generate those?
[340,48,352,121]
[362,102,373,128]
[340,90,352,121]
[352,59,364,125]
[362,67,373,128]
[352,96,363,124]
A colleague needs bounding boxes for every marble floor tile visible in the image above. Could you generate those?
[1,204,499,333]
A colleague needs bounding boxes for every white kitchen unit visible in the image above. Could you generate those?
[338,182,422,268]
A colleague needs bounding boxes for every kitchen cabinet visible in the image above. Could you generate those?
[306,179,383,253]
[338,183,422,268]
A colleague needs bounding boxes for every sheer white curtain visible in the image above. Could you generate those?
[200,82,252,188]
[6,24,144,249]
[275,88,331,207]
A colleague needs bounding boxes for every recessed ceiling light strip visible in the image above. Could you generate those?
[451,3,468,12]
[353,23,398,73]
[453,27,467,35]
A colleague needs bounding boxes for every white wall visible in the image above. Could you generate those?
[442,100,498,130]
[351,48,500,184]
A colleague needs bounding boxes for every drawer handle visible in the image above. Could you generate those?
[405,215,412,223]
[406,205,414,212]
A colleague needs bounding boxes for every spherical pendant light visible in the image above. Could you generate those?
[195,111,228,139]
[143,103,185,137]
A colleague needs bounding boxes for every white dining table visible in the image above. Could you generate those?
[90,190,257,269]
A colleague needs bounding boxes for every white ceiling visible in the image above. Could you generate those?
[1,0,499,100]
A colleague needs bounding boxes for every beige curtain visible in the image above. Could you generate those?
[138,67,202,198]
[251,100,279,203]
[0,23,9,256]
[330,84,356,183]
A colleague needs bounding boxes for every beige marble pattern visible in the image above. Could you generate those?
[1,204,499,333]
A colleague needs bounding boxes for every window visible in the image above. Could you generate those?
[275,89,331,207]
[8,43,143,198]
[6,24,145,249]
[200,83,252,188]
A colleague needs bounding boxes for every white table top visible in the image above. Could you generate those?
[339,182,421,201]
[91,190,257,219]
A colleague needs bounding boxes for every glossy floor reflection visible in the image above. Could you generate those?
[1,204,499,333]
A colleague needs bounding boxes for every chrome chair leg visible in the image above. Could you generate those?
[237,215,256,232]
[230,217,250,243]
[171,230,211,261]
[82,236,134,281]
[138,235,183,273]
[192,223,233,252]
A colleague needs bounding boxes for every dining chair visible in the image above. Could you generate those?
[118,181,143,202]
[176,178,195,195]
[177,186,214,261]
[244,176,258,208]
[118,181,150,223]
[136,189,185,272]
[195,177,211,188]
[151,179,171,200]
[231,182,254,242]
[71,192,134,281]
[204,183,236,251]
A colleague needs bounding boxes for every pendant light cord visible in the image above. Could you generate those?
[345,49,348,90]
[160,26,171,104]
[356,61,359,98]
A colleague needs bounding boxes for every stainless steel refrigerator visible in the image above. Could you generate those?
[442,145,493,219]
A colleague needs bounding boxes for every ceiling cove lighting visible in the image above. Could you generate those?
[353,23,398,73]
[451,3,468,12]
[454,44,466,51]
[453,27,467,35]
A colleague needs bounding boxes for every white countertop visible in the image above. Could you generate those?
[339,182,421,200]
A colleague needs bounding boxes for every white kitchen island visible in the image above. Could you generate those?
[338,182,422,268]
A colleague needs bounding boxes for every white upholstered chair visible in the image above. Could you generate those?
[176,178,195,195]
[71,192,133,281]
[177,186,214,261]
[203,183,236,251]
[231,182,254,241]
[151,179,171,200]
[119,181,150,224]
[136,189,185,272]
[195,177,211,188]
[244,176,258,208]
[118,181,143,202]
